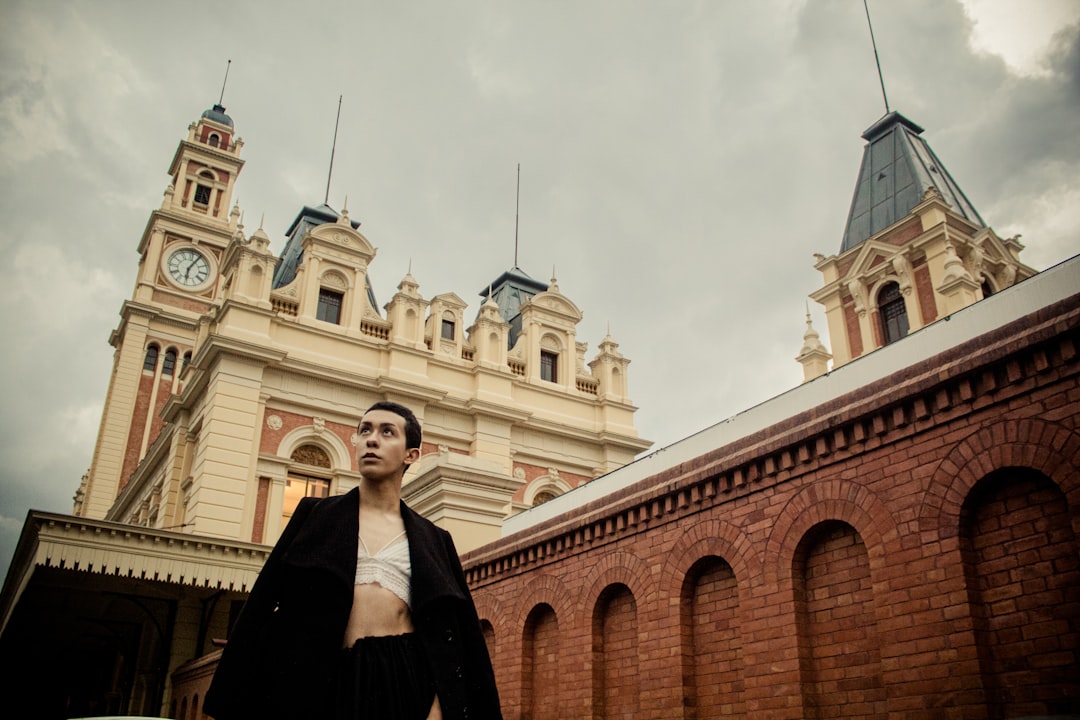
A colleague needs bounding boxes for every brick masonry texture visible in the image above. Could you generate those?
[463,295,1080,719]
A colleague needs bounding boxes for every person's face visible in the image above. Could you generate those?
[355,409,420,480]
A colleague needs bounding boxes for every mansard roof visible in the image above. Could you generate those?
[272,203,362,288]
[840,111,984,253]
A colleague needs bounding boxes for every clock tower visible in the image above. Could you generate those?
[76,103,245,519]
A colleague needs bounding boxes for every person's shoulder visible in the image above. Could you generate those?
[306,486,359,514]
[401,500,452,539]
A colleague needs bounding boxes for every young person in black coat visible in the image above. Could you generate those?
[204,402,502,720]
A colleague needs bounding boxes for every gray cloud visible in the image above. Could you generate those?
[1,0,1076,582]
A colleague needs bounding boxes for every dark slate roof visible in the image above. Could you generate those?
[840,111,984,253]
[478,266,549,347]
[201,103,234,128]
[271,204,378,313]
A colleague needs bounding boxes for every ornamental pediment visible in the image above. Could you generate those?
[307,222,375,258]
[524,290,583,321]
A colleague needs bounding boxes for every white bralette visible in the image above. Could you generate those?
[354,530,411,608]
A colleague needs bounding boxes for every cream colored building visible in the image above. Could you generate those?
[798,112,1036,381]
[76,102,650,554]
[0,102,648,718]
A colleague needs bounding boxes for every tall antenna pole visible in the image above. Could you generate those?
[218,59,231,106]
[514,163,521,267]
[863,0,890,114]
[325,95,342,206]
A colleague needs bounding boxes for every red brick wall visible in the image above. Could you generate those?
[120,371,156,488]
[843,297,863,358]
[463,295,1080,719]
[522,605,560,720]
[683,557,742,718]
[961,468,1080,716]
[914,260,938,325]
[594,584,638,719]
[795,521,886,719]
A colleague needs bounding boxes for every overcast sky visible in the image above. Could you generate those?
[1,0,1077,582]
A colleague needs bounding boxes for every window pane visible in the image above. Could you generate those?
[878,283,909,345]
[441,319,455,340]
[194,184,211,204]
[317,289,343,324]
[162,349,177,376]
[540,351,557,383]
[143,345,159,371]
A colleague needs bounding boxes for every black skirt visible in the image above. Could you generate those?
[336,633,437,720]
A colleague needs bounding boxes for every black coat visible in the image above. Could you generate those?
[203,488,502,720]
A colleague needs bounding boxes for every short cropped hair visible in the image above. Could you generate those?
[363,401,422,450]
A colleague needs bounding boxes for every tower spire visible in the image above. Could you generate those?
[862,0,890,114]
[514,163,521,267]
[325,95,343,205]
[218,59,232,107]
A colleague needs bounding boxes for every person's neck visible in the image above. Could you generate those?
[358,475,403,514]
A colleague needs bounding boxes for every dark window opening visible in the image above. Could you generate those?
[540,350,558,383]
[143,344,159,372]
[162,349,177,377]
[208,133,220,148]
[317,288,343,324]
[193,184,211,205]
[441,319,455,341]
[981,279,994,299]
[878,282,909,346]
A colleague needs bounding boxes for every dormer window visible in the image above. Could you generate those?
[540,350,558,383]
[441,318,455,341]
[193,184,211,205]
[878,282,909,346]
[317,288,343,324]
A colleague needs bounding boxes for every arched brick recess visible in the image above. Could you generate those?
[764,479,899,586]
[471,589,507,647]
[582,551,655,612]
[661,517,761,603]
[920,418,1080,539]
[511,573,575,633]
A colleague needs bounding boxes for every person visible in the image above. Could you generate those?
[204,401,502,720]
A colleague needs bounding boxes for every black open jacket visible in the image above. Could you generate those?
[204,488,502,720]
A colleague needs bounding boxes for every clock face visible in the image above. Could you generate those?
[167,247,211,288]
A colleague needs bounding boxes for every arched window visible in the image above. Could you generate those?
[143,344,159,372]
[182,351,192,370]
[208,133,220,147]
[877,282,909,346]
[981,279,994,299]
[162,348,177,376]
[283,444,332,523]
[533,490,558,506]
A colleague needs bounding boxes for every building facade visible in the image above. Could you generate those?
[0,103,648,719]
[75,103,650,553]
[798,112,1036,381]
[458,111,1079,719]
[467,254,1080,719]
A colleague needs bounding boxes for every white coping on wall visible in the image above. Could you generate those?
[503,254,1080,537]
